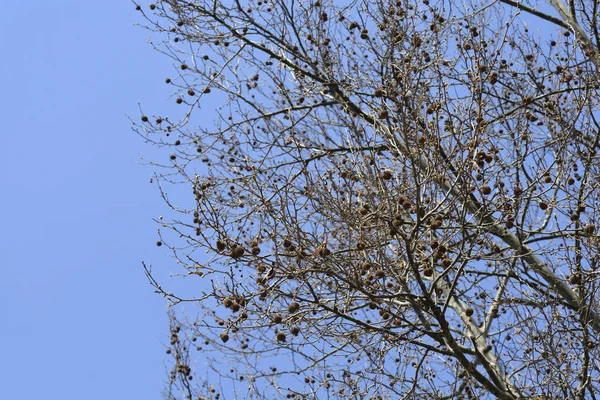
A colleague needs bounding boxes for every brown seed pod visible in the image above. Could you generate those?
[141,115,149,122]
[252,246,261,255]
[374,88,385,98]
[283,239,293,248]
[375,269,385,279]
[381,170,393,180]
[276,332,286,342]
[539,202,548,210]
[272,315,283,324]
[230,245,245,259]
[180,64,188,70]
[379,110,389,119]
[288,302,300,313]
[290,326,300,336]
[220,333,229,343]
[465,307,474,317]
[423,267,433,277]
[481,185,491,195]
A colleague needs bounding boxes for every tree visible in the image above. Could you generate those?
[134,0,600,398]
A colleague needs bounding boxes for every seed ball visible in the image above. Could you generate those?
[465,307,474,317]
[567,177,575,185]
[290,326,300,336]
[165,78,171,84]
[539,202,548,210]
[570,213,579,221]
[283,239,292,248]
[320,247,331,257]
[180,64,188,70]
[135,5,141,10]
[141,115,149,122]
[276,332,286,342]
[423,267,433,277]
[583,224,595,235]
[203,88,211,93]
[230,246,245,259]
[187,89,195,96]
[288,302,300,313]
[220,333,229,343]
[374,88,384,97]
[375,269,385,279]
[505,220,514,229]
[156,241,163,246]
[149,4,156,10]
[379,110,389,119]
[216,240,226,251]
[176,97,183,104]
[170,154,176,160]
[481,185,491,195]
[251,246,261,255]
[381,170,393,180]
[223,298,233,308]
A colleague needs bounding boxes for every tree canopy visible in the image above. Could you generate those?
[135,0,600,398]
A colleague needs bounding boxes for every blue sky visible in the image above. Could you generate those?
[0,2,179,399]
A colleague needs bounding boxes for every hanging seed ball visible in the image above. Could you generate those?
[481,185,491,195]
[567,177,575,185]
[379,110,389,119]
[584,224,596,235]
[505,220,514,229]
[283,239,293,248]
[149,4,156,10]
[220,333,229,343]
[423,267,433,277]
[570,213,579,221]
[231,245,245,259]
[141,115,149,122]
[252,246,261,255]
[276,332,287,342]
[156,241,163,247]
[465,308,474,317]
[272,315,283,324]
[539,201,548,210]
[374,88,384,98]
[187,89,195,96]
[165,77,172,83]
[216,240,226,251]
[569,274,581,285]
[288,302,300,313]
[170,154,176,160]
[223,298,233,308]
[290,326,300,336]
[176,97,183,104]
[320,247,331,257]
[375,269,385,279]
[381,170,393,180]
[180,64,189,70]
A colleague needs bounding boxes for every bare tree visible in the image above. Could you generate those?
[134,0,600,398]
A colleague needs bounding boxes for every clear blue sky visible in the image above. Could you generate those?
[0,2,180,399]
